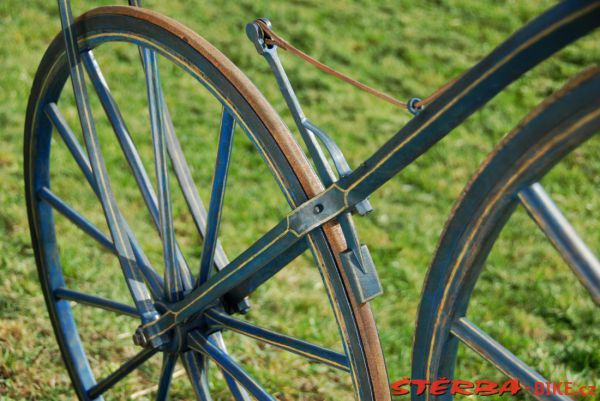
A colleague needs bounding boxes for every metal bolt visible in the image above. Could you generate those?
[133,326,148,348]
[236,298,252,315]
[313,204,324,214]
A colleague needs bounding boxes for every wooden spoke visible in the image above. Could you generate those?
[58,0,156,317]
[209,333,251,401]
[82,51,157,222]
[45,103,95,185]
[81,51,194,291]
[54,287,139,318]
[451,318,572,401]
[125,2,229,272]
[198,109,236,285]
[156,353,178,401]
[38,186,161,294]
[519,183,600,305]
[38,186,113,250]
[182,351,213,401]
[142,49,182,302]
[46,101,163,302]
[87,347,159,399]
[39,106,164,299]
[125,3,229,284]
[188,332,276,401]
[164,105,229,270]
[206,309,350,372]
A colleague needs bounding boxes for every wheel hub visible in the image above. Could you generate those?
[132,306,219,354]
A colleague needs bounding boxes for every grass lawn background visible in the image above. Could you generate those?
[0,0,598,400]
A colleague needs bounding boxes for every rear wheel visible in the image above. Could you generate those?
[24,6,388,400]
[412,68,600,401]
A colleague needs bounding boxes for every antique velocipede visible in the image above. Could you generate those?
[24,0,599,400]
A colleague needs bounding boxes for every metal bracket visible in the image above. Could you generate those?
[245,18,372,216]
[340,244,383,304]
[246,18,382,303]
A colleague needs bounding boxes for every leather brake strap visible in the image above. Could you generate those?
[256,19,456,113]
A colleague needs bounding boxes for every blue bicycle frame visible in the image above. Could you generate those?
[136,0,600,344]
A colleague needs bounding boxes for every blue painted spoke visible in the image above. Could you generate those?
[38,186,162,299]
[82,51,194,292]
[54,287,139,318]
[133,24,228,276]
[198,109,236,285]
[182,351,212,401]
[451,318,572,401]
[143,49,183,302]
[38,187,113,250]
[58,0,156,318]
[164,106,230,271]
[188,332,276,401]
[44,105,164,298]
[156,353,178,401]
[45,103,94,184]
[88,347,158,399]
[209,333,251,401]
[126,6,228,282]
[47,102,164,299]
[82,51,159,227]
[47,108,164,300]
[206,310,350,372]
[519,183,600,305]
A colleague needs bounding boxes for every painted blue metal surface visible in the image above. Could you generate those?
[87,348,158,399]
[208,333,252,401]
[206,309,350,371]
[188,332,276,401]
[519,183,600,305]
[38,187,113,251]
[45,102,164,298]
[156,354,178,401]
[198,109,236,285]
[57,0,158,321]
[23,1,600,400]
[451,318,571,401]
[182,351,213,401]
[54,287,140,318]
[143,48,182,302]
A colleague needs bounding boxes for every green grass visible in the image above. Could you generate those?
[1,0,599,400]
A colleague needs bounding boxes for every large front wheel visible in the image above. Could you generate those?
[25,6,389,400]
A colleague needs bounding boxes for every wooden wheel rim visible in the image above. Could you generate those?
[24,6,388,400]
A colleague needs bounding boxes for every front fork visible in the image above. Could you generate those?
[246,19,383,304]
